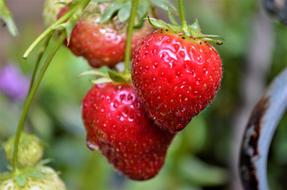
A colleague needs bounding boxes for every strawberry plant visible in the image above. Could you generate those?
[0,0,230,188]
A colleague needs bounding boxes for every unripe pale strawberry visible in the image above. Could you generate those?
[0,166,66,190]
[4,133,44,168]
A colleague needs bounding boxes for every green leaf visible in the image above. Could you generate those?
[58,12,79,44]
[92,78,113,84]
[15,175,27,187]
[108,70,130,83]
[147,17,169,29]
[54,21,75,44]
[26,169,44,179]
[80,67,110,78]
[148,17,179,32]
[137,1,150,21]
[180,157,228,186]
[64,22,75,44]
[118,1,131,23]
[100,3,122,23]
[167,7,178,25]
[151,0,176,12]
[80,67,117,84]
[0,0,18,36]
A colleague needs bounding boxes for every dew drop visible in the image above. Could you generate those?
[87,141,98,151]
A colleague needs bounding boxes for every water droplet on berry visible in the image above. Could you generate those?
[87,141,98,151]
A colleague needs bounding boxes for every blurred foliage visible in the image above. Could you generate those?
[1,0,287,190]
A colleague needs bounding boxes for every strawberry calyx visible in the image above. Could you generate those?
[147,17,223,45]
[93,0,175,27]
[0,159,53,184]
[80,67,131,84]
[0,164,66,189]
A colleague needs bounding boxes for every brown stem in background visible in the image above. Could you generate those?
[231,1,275,189]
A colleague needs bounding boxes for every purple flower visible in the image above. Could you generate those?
[0,64,29,102]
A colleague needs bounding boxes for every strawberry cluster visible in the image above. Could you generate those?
[43,0,223,181]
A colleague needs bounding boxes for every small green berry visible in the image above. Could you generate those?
[4,133,44,168]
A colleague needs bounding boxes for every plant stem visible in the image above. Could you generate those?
[178,0,189,36]
[29,35,52,92]
[12,34,66,172]
[23,0,91,58]
[124,0,139,75]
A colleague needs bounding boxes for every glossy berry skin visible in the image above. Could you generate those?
[132,30,222,133]
[82,83,174,180]
[60,5,152,68]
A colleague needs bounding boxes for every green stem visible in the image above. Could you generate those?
[12,34,66,172]
[123,0,139,75]
[178,0,189,36]
[23,0,91,58]
[29,35,52,92]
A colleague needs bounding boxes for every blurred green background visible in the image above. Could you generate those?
[1,0,287,189]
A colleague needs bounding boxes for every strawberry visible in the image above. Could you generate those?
[82,83,174,180]
[43,0,72,26]
[132,28,222,133]
[4,132,44,168]
[0,166,66,190]
[59,3,153,68]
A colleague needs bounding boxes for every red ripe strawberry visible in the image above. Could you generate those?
[82,83,174,180]
[59,4,153,68]
[132,29,222,133]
